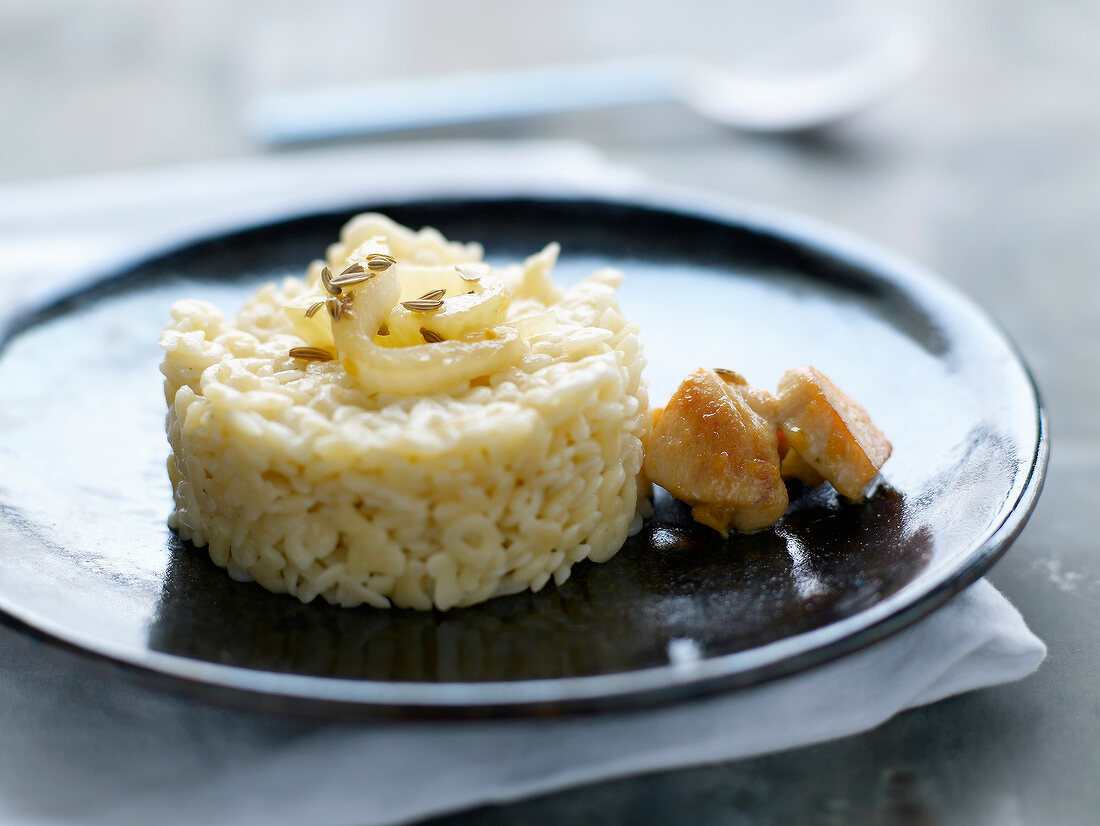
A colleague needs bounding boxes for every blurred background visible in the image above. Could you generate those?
[2,0,928,177]
[1,0,1090,185]
[2,0,1096,289]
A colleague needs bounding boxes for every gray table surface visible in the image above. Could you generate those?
[2,0,1098,823]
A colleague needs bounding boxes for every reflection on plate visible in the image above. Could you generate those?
[149,485,930,683]
[0,193,1046,715]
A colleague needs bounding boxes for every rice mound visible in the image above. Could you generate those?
[159,215,650,610]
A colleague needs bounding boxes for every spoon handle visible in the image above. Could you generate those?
[249,57,687,146]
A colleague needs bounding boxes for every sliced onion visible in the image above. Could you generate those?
[379,265,512,348]
[281,294,334,349]
[330,258,524,395]
[336,324,525,395]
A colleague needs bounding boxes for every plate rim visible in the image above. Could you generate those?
[0,183,1049,716]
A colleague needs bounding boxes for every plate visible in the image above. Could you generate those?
[0,192,1047,716]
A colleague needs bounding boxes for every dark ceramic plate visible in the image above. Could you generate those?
[0,193,1046,717]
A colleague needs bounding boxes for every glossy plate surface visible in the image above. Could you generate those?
[0,194,1046,716]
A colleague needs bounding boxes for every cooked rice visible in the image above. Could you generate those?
[160,214,649,610]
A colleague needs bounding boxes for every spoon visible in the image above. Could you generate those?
[249,15,925,146]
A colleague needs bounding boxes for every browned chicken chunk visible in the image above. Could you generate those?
[776,366,892,500]
[778,430,827,486]
[644,368,788,535]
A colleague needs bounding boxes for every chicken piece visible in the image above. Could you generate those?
[776,366,891,501]
[644,368,788,535]
[780,441,826,486]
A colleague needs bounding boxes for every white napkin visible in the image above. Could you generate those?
[0,144,1045,825]
[0,579,1043,826]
